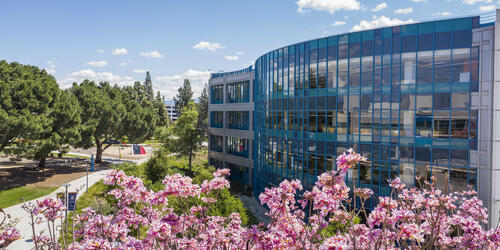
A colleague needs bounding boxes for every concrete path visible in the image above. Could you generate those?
[4,168,112,249]
[63,152,151,165]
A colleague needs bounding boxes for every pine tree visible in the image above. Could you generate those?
[196,83,209,138]
[144,71,154,102]
[173,78,194,116]
[155,91,169,127]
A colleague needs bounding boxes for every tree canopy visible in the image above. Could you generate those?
[169,101,202,173]
[0,60,82,166]
[196,83,208,138]
[173,79,193,116]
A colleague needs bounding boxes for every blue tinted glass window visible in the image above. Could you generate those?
[452,30,471,48]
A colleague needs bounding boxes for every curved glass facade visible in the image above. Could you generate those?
[253,17,480,207]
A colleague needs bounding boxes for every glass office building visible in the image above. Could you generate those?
[209,11,500,226]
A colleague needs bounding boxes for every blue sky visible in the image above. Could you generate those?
[1,0,497,99]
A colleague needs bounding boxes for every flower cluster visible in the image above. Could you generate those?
[14,149,500,249]
[0,225,20,248]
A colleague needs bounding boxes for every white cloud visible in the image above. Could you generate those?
[296,0,361,14]
[86,60,108,67]
[46,61,56,69]
[46,69,56,74]
[463,0,492,4]
[351,15,414,31]
[155,69,212,99]
[132,69,149,74]
[119,62,127,67]
[434,11,451,16]
[112,48,128,55]
[479,4,496,10]
[224,55,239,61]
[413,0,426,2]
[193,41,225,51]
[140,50,164,58]
[236,51,245,55]
[371,2,387,12]
[394,7,413,14]
[96,49,105,53]
[332,21,347,26]
[59,69,134,88]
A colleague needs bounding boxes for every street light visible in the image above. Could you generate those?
[61,183,71,234]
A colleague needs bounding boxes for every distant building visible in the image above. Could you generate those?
[165,100,178,122]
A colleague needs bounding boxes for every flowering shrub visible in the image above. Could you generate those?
[0,208,20,249]
[8,149,500,249]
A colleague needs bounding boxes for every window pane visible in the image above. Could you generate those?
[416,111,432,137]
[328,60,337,88]
[417,51,433,84]
[417,94,432,109]
[400,110,415,137]
[434,93,451,109]
[433,50,451,84]
[402,52,416,84]
[349,58,361,87]
[433,110,450,137]
[361,57,373,87]
[453,30,471,48]
[338,59,348,87]
[451,48,470,83]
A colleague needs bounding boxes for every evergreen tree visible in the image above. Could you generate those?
[0,61,82,167]
[155,91,169,127]
[71,81,127,163]
[133,81,145,103]
[144,71,154,102]
[173,79,193,116]
[196,83,209,138]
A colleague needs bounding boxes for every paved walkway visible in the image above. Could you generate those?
[5,168,112,249]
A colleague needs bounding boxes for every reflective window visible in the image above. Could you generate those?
[417,51,433,84]
[433,110,450,137]
[400,111,414,137]
[401,52,416,84]
[227,111,249,130]
[209,134,223,152]
[210,111,223,128]
[349,58,361,87]
[416,111,432,137]
[227,137,249,158]
[433,93,450,109]
[433,50,451,84]
[227,81,250,103]
[338,59,348,87]
[211,85,224,104]
[361,57,373,87]
[451,48,471,83]
[328,60,337,88]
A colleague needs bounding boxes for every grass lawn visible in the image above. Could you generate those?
[62,153,91,159]
[0,186,58,208]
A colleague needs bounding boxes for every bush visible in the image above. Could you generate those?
[145,148,171,183]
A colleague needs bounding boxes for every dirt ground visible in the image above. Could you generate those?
[0,157,109,191]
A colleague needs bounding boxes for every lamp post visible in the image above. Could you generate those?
[61,183,71,234]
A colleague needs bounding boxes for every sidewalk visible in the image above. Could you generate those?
[4,168,112,250]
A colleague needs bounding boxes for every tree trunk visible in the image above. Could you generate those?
[38,157,46,168]
[188,150,192,175]
[96,139,103,163]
